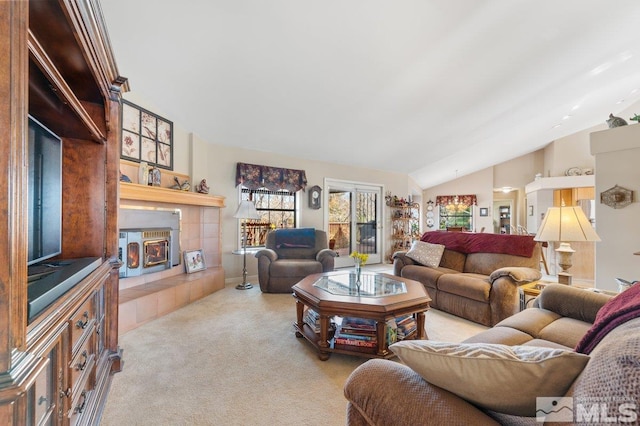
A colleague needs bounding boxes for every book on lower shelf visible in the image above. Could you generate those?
[303,308,335,334]
[395,314,417,340]
[332,315,413,349]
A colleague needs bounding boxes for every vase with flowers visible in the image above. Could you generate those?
[349,251,369,293]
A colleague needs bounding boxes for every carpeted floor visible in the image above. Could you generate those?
[100,277,486,425]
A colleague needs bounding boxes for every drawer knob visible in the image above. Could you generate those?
[76,350,88,371]
[76,311,90,329]
[73,391,87,415]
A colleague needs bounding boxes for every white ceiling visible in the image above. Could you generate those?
[100,1,640,189]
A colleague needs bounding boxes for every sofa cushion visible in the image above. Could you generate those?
[493,308,562,338]
[400,265,456,290]
[405,241,445,267]
[439,249,466,271]
[389,340,590,416]
[437,273,491,303]
[464,251,540,276]
[463,326,536,346]
[270,259,323,277]
[538,317,594,349]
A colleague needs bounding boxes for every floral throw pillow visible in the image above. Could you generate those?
[405,241,445,267]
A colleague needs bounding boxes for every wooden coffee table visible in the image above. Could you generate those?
[292,270,431,361]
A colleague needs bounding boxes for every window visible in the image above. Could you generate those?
[240,188,297,247]
[439,204,473,231]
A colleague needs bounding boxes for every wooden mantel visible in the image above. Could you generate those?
[120,182,226,207]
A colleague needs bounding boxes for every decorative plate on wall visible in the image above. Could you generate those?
[600,184,633,209]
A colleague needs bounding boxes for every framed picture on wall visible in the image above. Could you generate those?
[121,100,174,170]
[528,205,534,216]
[479,207,489,217]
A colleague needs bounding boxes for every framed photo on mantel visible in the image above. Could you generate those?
[184,249,206,274]
[121,100,174,170]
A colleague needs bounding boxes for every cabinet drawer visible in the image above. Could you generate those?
[69,294,96,355]
[68,382,93,426]
[69,331,96,396]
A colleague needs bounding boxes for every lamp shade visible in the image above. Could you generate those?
[233,200,260,220]
[534,206,600,243]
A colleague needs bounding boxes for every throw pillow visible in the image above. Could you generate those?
[389,340,590,416]
[405,241,445,268]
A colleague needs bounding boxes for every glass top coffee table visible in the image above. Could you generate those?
[292,270,431,361]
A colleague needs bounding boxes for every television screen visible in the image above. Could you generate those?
[28,115,62,266]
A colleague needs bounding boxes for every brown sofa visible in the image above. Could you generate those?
[344,284,640,425]
[394,231,542,326]
[255,228,336,293]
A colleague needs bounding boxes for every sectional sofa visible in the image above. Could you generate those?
[345,283,640,425]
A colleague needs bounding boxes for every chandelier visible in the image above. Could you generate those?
[436,194,477,212]
[446,196,468,212]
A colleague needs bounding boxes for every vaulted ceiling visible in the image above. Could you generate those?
[101,1,640,189]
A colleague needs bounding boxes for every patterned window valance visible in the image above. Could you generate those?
[236,162,308,192]
[436,195,477,206]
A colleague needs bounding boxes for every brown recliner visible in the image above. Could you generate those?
[255,228,336,293]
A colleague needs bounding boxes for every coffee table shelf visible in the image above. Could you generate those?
[292,271,431,361]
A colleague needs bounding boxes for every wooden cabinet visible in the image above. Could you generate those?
[0,1,126,424]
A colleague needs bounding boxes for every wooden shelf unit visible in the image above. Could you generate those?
[387,199,420,261]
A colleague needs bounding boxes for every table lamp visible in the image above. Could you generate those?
[534,205,600,285]
[234,200,260,290]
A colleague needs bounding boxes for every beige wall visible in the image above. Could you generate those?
[189,133,413,281]
[123,92,415,282]
[591,123,640,292]
[544,126,600,178]
[423,167,494,233]
[124,91,640,287]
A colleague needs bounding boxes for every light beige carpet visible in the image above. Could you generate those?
[100,281,486,426]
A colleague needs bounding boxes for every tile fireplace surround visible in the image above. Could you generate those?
[118,183,226,333]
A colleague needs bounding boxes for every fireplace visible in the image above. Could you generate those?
[118,207,181,278]
[119,228,173,277]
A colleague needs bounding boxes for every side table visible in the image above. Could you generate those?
[519,281,549,310]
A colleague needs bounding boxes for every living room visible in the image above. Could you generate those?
[103,1,640,423]
[2,1,640,425]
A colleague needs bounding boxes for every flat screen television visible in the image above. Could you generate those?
[28,115,62,266]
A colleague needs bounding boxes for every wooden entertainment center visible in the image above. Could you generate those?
[0,1,126,424]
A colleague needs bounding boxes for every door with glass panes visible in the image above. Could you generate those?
[325,179,382,268]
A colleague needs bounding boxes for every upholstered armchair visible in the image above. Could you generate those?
[255,228,336,293]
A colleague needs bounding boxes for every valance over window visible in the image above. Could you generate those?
[436,195,477,206]
[236,162,308,192]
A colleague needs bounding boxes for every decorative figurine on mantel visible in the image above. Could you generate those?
[196,179,210,194]
[606,113,628,128]
[171,176,191,191]
[119,170,132,183]
[630,113,640,123]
